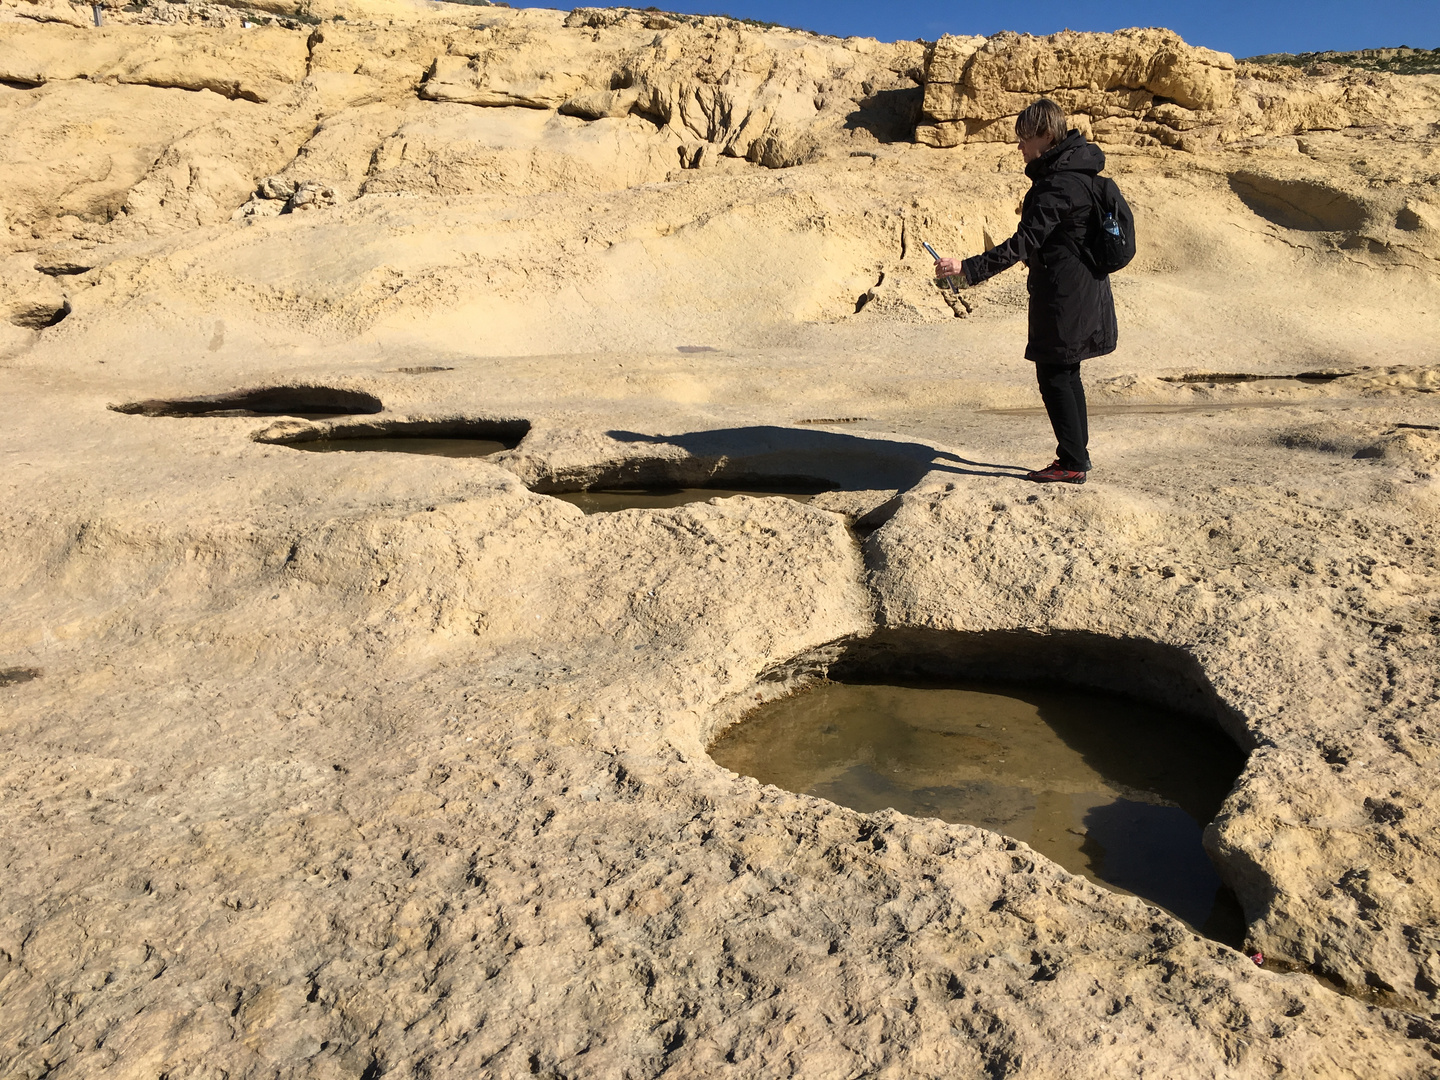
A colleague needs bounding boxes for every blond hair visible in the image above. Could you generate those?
[1015,99,1067,146]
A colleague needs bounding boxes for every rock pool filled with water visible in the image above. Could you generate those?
[553,487,820,513]
[709,678,1249,945]
[288,437,513,457]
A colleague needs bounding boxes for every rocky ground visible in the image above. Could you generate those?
[2,2,1440,1077]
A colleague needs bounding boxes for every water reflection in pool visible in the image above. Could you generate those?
[287,437,512,457]
[708,678,1248,946]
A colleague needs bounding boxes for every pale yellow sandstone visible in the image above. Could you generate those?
[1,7,1439,1078]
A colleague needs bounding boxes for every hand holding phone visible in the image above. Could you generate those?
[922,241,965,293]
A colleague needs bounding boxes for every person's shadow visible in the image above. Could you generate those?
[606,426,1028,491]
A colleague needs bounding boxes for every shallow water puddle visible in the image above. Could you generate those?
[554,487,821,513]
[709,679,1247,945]
[287,437,512,457]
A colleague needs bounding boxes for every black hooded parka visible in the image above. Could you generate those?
[961,130,1118,364]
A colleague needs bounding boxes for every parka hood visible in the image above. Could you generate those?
[1026,129,1106,180]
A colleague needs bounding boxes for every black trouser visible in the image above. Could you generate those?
[1034,362,1091,471]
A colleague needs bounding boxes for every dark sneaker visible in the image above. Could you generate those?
[1025,460,1087,484]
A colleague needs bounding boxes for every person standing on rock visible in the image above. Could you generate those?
[933,98,1118,485]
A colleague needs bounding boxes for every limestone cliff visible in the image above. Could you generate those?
[916,27,1440,150]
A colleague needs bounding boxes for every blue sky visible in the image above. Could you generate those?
[648,1,1439,58]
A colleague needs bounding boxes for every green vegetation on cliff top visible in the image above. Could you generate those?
[1243,46,1440,75]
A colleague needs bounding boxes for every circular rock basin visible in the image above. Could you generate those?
[709,678,1247,945]
[554,487,822,514]
[286,437,513,457]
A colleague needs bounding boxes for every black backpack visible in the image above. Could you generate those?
[1063,174,1136,277]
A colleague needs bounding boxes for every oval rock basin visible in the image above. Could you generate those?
[710,678,1248,946]
[553,487,822,513]
[286,437,513,457]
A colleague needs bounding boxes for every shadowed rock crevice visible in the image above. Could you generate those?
[845,86,924,144]
[253,415,531,449]
[1228,173,1369,231]
[9,298,70,330]
[34,261,94,277]
[111,386,384,418]
[1160,371,1354,384]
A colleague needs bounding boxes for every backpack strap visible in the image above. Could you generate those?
[1054,173,1102,274]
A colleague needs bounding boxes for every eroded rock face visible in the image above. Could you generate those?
[917,28,1237,148]
[1233,60,1440,139]
[916,26,1440,150]
[2,1,1437,240]
[0,21,308,101]
[401,8,928,169]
